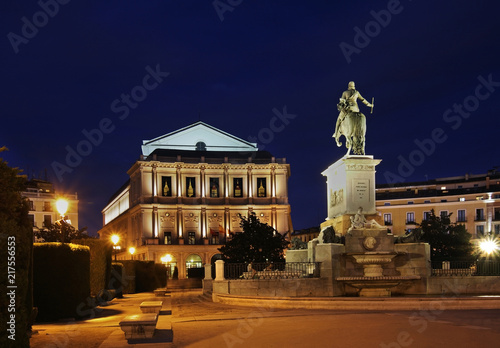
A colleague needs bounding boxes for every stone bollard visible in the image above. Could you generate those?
[215,260,225,281]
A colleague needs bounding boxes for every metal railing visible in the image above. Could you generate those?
[431,260,500,276]
[224,262,321,280]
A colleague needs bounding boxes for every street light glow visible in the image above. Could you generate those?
[111,234,120,245]
[129,247,136,255]
[161,254,172,263]
[56,198,68,216]
[479,239,498,255]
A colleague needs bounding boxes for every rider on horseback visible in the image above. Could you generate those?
[333,81,373,140]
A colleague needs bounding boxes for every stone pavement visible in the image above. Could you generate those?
[30,290,500,348]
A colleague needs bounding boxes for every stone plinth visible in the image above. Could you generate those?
[345,228,394,254]
[322,155,381,220]
[140,301,163,314]
[119,314,158,339]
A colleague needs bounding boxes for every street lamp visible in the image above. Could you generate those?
[128,247,136,260]
[111,235,120,261]
[479,237,498,256]
[55,198,69,243]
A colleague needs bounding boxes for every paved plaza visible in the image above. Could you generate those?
[30,290,500,348]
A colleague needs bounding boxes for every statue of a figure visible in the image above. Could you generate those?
[347,207,383,234]
[333,81,373,155]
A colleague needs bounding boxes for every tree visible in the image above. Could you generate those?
[419,209,474,261]
[0,147,33,346]
[34,222,90,243]
[218,212,289,263]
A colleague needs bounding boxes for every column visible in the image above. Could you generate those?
[153,206,158,238]
[152,164,157,201]
[201,207,207,239]
[176,164,182,203]
[247,166,253,202]
[200,166,206,198]
[177,207,183,241]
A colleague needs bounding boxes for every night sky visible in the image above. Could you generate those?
[2,1,499,236]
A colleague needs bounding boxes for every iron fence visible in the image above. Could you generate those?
[224,262,321,280]
[431,260,500,276]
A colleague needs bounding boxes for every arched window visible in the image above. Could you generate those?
[195,142,206,151]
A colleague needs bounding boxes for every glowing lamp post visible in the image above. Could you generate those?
[128,247,136,260]
[111,235,120,261]
[56,198,69,243]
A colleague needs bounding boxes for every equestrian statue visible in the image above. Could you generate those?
[333,81,373,156]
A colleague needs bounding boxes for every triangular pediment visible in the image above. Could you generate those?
[141,121,258,156]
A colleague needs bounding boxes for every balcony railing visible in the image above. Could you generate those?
[224,262,321,280]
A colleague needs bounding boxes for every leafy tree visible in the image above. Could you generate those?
[218,212,289,263]
[34,221,90,243]
[419,209,473,261]
[0,147,33,347]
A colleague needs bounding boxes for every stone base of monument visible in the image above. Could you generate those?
[321,214,385,236]
[336,228,421,297]
[336,275,421,297]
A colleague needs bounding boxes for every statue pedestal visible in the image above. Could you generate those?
[321,155,382,235]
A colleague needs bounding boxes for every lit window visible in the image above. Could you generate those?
[459,197,465,202]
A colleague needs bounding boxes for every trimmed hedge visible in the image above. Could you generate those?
[119,260,137,294]
[33,243,90,322]
[73,239,112,296]
[135,261,166,292]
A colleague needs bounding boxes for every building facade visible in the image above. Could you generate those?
[23,179,79,236]
[376,170,500,238]
[98,122,292,279]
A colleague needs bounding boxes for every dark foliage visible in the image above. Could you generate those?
[218,212,289,263]
[419,209,474,261]
[0,147,33,347]
[34,221,91,243]
[33,243,90,321]
[135,261,166,292]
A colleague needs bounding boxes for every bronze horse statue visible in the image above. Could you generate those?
[334,99,367,156]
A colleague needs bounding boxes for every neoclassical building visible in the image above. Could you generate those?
[376,170,500,238]
[98,122,292,279]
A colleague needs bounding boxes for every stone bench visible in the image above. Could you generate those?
[119,314,158,339]
[154,289,167,297]
[140,301,163,314]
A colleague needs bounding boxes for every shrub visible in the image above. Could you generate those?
[135,261,166,292]
[110,263,124,298]
[73,239,112,297]
[33,243,90,321]
[0,150,33,347]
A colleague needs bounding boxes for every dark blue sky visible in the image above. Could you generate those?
[2,1,499,235]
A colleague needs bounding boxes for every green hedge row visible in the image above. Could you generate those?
[73,239,112,297]
[33,243,90,322]
[135,261,167,292]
